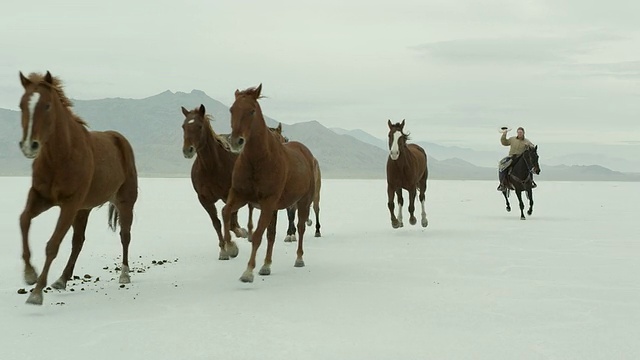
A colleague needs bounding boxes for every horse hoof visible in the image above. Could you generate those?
[24,267,38,286]
[409,217,417,225]
[26,292,43,306]
[314,231,321,238]
[506,207,511,212]
[306,219,313,226]
[234,228,249,238]
[119,274,131,284]
[294,259,305,268]
[398,222,404,228]
[51,278,66,290]
[284,235,296,242]
[520,216,526,220]
[225,242,239,258]
[218,253,230,260]
[527,210,533,216]
[258,266,271,276]
[421,218,429,228]
[240,271,254,283]
[391,220,401,229]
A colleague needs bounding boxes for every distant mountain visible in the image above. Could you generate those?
[1,90,639,181]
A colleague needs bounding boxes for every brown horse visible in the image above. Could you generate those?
[17,71,138,305]
[181,104,254,258]
[386,119,429,229]
[269,123,322,241]
[221,84,316,283]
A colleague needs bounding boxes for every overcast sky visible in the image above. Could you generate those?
[2,1,639,151]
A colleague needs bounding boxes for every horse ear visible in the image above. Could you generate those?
[44,71,53,84]
[19,72,31,89]
[401,119,405,128]
[387,119,393,129]
[277,123,282,133]
[535,145,538,151]
[255,83,262,99]
[234,89,240,99]
[181,106,189,117]
[198,104,206,117]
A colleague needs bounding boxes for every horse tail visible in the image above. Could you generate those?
[313,158,321,210]
[108,203,119,232]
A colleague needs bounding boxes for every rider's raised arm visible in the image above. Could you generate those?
[500,131,511,146]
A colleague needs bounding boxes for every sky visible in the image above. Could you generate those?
[2,1,640,150]
[2,177,639,359]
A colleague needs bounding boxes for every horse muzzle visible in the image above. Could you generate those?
[389,151,399,161]
[532,167,541,175]
[19,140,40,159]
[183,146,195,159]
[229,136,245,154]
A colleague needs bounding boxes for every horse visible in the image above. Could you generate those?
[181,104,255,259]
[500,145,541,220]
[268,123,322,242]
[386,119,429,229]
[17,71,138,305]
[221,84,316,283]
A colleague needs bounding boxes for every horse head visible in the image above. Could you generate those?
[523,145,541,175]
[387,119,408,161]
[181,104,214,159]
[18,71,60,159]
[229,84,264,154]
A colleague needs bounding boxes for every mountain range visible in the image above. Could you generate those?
[2,90,639,182]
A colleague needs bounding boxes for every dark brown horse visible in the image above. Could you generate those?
[18,71,138,305]
[386,119,429,229]
[181,104,254,258]
[222,84,316,283]
[500,145,541,220]
[269,123,322,241]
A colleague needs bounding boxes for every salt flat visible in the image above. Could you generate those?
[1,177,638,360]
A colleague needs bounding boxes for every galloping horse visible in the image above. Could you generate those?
[501,145,541,220]
[181,104,253,259]
[269,123,322,242]
[222,84,316,283]
[18,71,138,305]
[386,119,429,229]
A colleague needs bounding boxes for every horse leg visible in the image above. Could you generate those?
[231,210,249,239]
[26,205,78,305]
[515,191,526,220]
[418,185,428,228]
[387,185,400,228]
[527,188,534,216]
[221,192,245,259]
[19,188,53,285]
[503,190,511,212]
[241,204,277,283]
[112,200,135,284]
[313,195,321,237]
[294,199,312,268]
[51,209,91,290]
[259,210,278,276]
[408,187,418,225]
[395,189,404,227]
[284,207,297,242]
[198,195,229,260]
[246,204,254,242]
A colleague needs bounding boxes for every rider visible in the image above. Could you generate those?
[497,127,536,191]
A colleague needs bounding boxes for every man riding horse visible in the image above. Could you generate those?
[497,127,537,191]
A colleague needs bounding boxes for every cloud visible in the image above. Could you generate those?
[410,31,625,65]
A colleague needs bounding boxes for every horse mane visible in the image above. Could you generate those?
[237,86,266,99]
[27,72,88,127]
[192,108,231,151]
[391,122,411,141]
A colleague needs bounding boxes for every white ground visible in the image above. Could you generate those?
[1,177,638,360]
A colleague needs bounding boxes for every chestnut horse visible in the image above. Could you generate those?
[269,123,322,241]
[181,104,254,258]
[18,71,138,305]
[222,84,316,283]
[386,119,429,229]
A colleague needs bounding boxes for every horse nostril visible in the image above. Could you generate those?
[31,141,40,151]
[237,138,245,146]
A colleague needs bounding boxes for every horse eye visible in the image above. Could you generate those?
[44,103,51,111]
